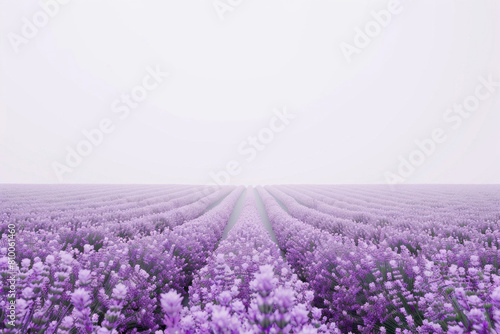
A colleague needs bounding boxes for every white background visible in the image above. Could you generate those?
[1,0,499,185]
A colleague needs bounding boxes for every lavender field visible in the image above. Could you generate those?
[1,185,500,333]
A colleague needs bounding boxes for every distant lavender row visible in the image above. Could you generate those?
[0,185,220,232]
[284,184,500,225]
[272,185,500,259]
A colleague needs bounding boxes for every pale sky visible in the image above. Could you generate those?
[1,0,499,185]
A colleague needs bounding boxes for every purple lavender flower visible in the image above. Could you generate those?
[160,291,183,330]
[71,288,93,333]
[112,283,128,301]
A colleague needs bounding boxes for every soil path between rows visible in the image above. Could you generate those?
[220,188,247,241]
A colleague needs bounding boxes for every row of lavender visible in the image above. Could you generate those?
[261,185,500,333]
[2,185,234,264]
[0,185,245,333]
[166,189,341,333]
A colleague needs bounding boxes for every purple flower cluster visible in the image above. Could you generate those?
[1,184,500,333]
